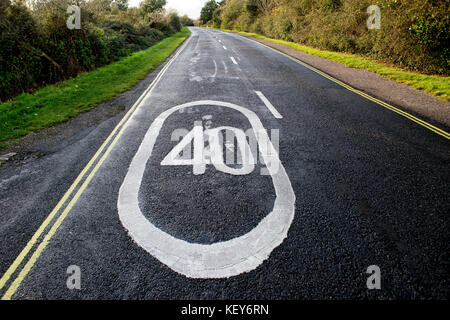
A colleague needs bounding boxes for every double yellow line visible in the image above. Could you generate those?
[239,34,450,140]
[0,35,192,300]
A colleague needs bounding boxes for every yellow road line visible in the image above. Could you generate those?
[0,35,191,300]
[3,104,131,300]
[0,50,169,294]
[236,33,450,140]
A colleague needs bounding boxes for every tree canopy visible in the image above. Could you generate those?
[140,0,167,15]
[200,0,219,25]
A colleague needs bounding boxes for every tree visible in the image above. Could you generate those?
[86,0,113,12]
[169,12,181,31]
[200,0,219,24]
[140,0,166,14]
[252,0,273,14]
[113,0,128,11]
[180,14,194,26]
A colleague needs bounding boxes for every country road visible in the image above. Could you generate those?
[0,27,449,300]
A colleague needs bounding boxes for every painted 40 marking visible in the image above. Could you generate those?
[161,121,256,176]
[118,101,295,278]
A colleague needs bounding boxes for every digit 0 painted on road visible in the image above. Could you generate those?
[117,100,296,278]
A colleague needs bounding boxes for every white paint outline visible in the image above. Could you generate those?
[118,100,296,279]
[221,60,228,74]
[255,91,283,119]
[211,59,218,79]
[230,57,238,65]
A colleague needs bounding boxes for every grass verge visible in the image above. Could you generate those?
[225,29,449,102]
[0,27,190,150]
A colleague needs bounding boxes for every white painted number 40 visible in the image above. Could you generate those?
[161,121,255,175]
[118,101,295,279]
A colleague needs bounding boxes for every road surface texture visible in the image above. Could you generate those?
[0,27,449,300]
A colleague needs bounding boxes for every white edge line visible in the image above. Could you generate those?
[255,91,283,119]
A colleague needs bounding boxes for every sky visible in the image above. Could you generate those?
[129,0,209,19]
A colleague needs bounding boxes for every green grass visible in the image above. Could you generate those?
[226,29,450,102]
[0,27,190,150]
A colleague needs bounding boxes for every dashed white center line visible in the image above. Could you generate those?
[230,57,238,65]
[255,91,283,119]
[223,46,227,50]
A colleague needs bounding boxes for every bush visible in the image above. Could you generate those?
[0,0,185,102]
[208,0,449,75]
[168,12,182,33]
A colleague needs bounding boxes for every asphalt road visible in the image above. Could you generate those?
[0,27,449,300]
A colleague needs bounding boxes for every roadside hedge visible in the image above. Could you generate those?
[0,0,182,102]
[210,0,449,75]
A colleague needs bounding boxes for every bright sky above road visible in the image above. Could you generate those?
[129,0,209,19]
